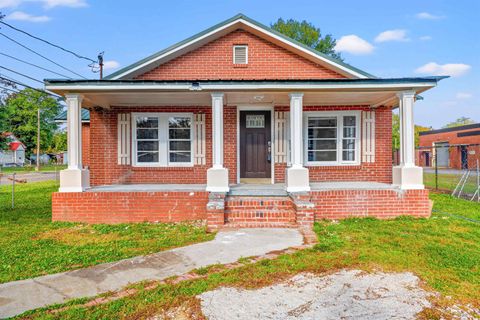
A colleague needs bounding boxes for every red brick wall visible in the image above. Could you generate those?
[82,123,90,167]
[136,30,345,81]
[311,189,431,219]
[89,106,212,186]
[89,105,392,185]
[224,106,238,183]
[52,191,208,224]
[274,105,393,184]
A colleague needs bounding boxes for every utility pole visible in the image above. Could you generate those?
[98,52,104,80]
[35,107,40,171]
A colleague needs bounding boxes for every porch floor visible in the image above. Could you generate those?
[86,181,398,194]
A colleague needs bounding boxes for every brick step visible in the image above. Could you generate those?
[225,196,294,211]
[223,221,299,229]
[225,210,296,218]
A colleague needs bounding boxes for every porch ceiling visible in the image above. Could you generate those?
[54,91,411,109]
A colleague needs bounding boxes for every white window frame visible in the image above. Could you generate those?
[131,112,194,167]
[303,111,361,166]
[233,45,248,64]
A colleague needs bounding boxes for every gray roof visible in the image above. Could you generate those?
[45,77,447,86]
[55,108,90,122]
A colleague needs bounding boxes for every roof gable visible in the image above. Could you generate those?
[105,14,373,80]
[135,29,347,80]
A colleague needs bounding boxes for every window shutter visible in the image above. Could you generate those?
[274,111,290,163]
[362,110,375,163]
[194,113,206,165]
[117,113,131,165]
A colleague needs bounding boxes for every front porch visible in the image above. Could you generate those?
[52,181,431,229]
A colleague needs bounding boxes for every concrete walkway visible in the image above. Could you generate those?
[0,228,303,318]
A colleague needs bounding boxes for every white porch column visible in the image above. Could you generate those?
[59,94,90,192]
[392,91,423,189]
[286,93,310,192]
[206,93,229,192]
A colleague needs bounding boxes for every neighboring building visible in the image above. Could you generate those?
[54,109,90,167]
[0,133,26,166]
[418,123,480,169]
[45,14,445,228]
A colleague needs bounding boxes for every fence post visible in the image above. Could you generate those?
[434,145,438,191]
[12,172,15,209]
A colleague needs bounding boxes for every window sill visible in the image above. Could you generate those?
[305,164,362,170]
[130,165,196,171]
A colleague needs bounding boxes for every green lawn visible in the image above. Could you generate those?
[424,172,478,195]
[0,181,214,284]
[0,164,67,174]
[18,193,480,319]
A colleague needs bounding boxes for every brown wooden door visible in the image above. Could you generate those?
[240,111,271,178]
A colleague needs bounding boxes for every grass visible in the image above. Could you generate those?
[0,180,214,284]
[424,172,478,195]
[0,164,67,174]
[18,193,480,319]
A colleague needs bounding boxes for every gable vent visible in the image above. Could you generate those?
[233,45,248,64]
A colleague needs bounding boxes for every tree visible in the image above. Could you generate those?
[1,88,61,156]
[392,114,431,151]
[271,18,342,60]
[48,131,68,153]
[442,117,475,128]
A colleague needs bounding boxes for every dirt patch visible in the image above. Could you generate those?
[198,269,433,319]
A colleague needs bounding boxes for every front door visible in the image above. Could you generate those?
[240,111,271,179]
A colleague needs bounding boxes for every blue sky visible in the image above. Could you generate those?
[0,0,478,128]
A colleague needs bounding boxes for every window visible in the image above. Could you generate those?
[133,113,193,166]
[233,45,248,64]
[304,112,360,165]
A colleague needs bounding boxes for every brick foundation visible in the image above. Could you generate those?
[310,189,431,219]
[52,191,209,224]
[52,188,430,225]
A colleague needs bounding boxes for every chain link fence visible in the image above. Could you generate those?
[0,165,61,209]
[414,143,480,201]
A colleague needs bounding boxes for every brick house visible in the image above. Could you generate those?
[418,123,480,169]
[45,14,445,229]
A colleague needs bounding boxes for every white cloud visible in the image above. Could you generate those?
[42,0,87,8]
[0,0,87,9]
[416,12,445,20]
[6,10,50,22]
[456,92,473,99]
[334,35,374,55]
[419,36,432,41]
[375,29,409,43]
[0,0,22,8]
[415,62,471,77]
[103,60,120,70]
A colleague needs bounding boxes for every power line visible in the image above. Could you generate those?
[0,75,62,99]
[0,85,20,94]
[0,32,87,79]
[0,65,44,84]
[0,20,97,63]
[0,52,72,79]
